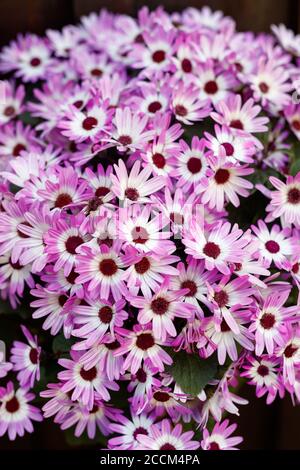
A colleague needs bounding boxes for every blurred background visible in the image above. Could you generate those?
[0,0,300,450]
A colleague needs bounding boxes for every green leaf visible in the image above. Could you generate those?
[166,350,218,396]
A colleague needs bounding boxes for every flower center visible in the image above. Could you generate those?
[152,153,166,169]
[99,258,118,276]
[265,240,280,254]
[214,168,230,184]
[260,312,276,329]
[125,187,139,201]
[259,82,269,93]
[29,348,39,364]
[175,104,188,116]
[4,105,15,117]
[153,391,170,402]
[160,443,176,450]
[136,332,155,350]
[80,366,97,381]
[148,101,162,113]
[55,193,73,208]
[222,142,234,156]
[118,135,132,146]
[257,365,269,376]
[95,186,110,197]
[181,58,192,73]
[30,57,41,67]
[98,306,113,324]
[65,235,83,254]
[287,187,300,204]
[181,280,197,297]
[133,427,148,439]
[135,257,151,274]
[204,80,218,94]
[151,296,169,315]
[214,290,229,308]
[208,442,220,450]
[203,242,221,259]
[5,396,20,413]
[131,226,149,244]
[284,344,298,358]
[136,368,147,383]
[230,119,244,130]
[13,143,26,157]
[187,157,202,174]
[152,50,166,63]
[82,116,98,131]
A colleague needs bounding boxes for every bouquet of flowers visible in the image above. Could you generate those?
[0,5,299,450]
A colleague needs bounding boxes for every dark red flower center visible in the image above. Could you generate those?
[175,104,188,116]
[65,235,83,254]
[204,80,218,94]
[284,344,298,358]
[80,366,97,381]
[230,119,244,130]
[215,168,230,184]
[136,332,155,350]
[132,226,149,244]
[136,368,147,383]
[260,312,276,329]
[287,187,300,204]
[151,296,169,315]
[118,135,132,146]
[214,290,229,308]
[222,142,234,156]
[125,187,139,201]
[259,82,269,93]
[152,50,166,63]
[187,157,202,174]
[135,256,151,274]
[265,240,280,254]
[30,57,41,67]
[152,153,166,169]
[13,143,26,157]
[181,280,197,297]
[203,242,221,259]
[99,258,118,276]
[133,427,148,439]
[148,101,162,113]
[54,193,73,208]
[153,391,170,402]
[29,348,39,364]
[5,396,20,413]
[98,305,113,324]
[181,58,192,73]
[4,106,15,117]
[257,364,269,376]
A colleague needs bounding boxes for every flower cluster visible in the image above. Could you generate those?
[0,5,300,450]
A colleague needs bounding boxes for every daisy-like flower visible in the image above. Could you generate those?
[183,219,249,275]
[75,242,127,301]
[0,81,25,125]
[265,172,300,227]
[58,351,118,410]
[44,213,89,277]
[201,419,243,450]
[249,59,292,109]
[171,136,212,191]
[10,325,41,389]
[0,382,42,440]
[72,297,127,346]
[108,413,155,450]
[129,277,194,341]
[211,95,269,139]
[114,324,173,374]
[136,419,200,450]
[111,159,164,204]
[251,220,295,269]
[249,291,297,356]
[171,83,211,125]
[204,125,256,164]
[241,355,283,404]
[103,107,154,152]
[201,156,253,211]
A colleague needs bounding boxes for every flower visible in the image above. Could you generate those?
[0,381,42,440]
[201,419,243,450]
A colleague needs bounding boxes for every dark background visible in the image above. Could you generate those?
[0,0,300,450]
